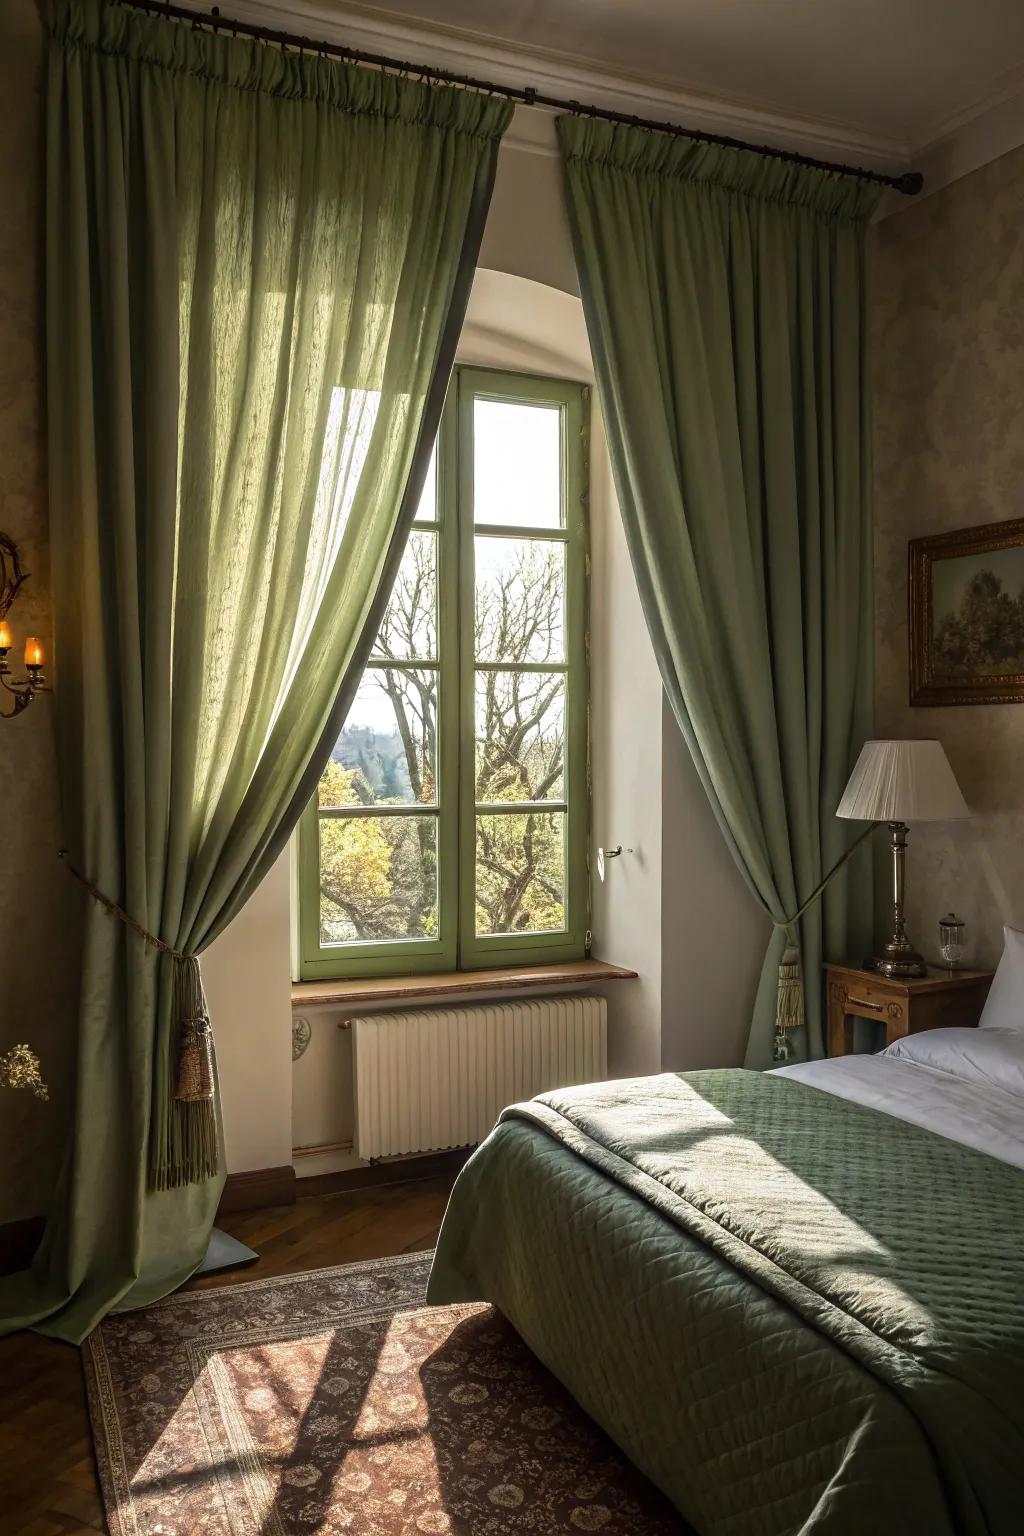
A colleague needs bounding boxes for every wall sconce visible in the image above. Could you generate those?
[0,533,48,719]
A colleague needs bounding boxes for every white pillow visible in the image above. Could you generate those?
[978,924,1024,1034]
[884,1026,1024,1099]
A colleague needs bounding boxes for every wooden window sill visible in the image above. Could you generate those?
[291,958,638,1010]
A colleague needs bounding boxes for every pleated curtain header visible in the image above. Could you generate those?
[53,0,513,137]
[556,115,883,221]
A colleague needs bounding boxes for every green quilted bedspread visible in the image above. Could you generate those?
[427,1069,1024,1536]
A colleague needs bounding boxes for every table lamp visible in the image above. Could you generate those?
[837,739,969,977]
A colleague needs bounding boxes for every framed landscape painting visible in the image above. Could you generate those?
[910,517,1024,705]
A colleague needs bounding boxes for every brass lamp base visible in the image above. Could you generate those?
[873,819,927,978]
[870,942,927,980]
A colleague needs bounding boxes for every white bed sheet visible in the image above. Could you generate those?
[775,1051,1024,1172]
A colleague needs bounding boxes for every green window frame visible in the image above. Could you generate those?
[297,366,589,979]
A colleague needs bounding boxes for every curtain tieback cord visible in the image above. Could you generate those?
[768,822,877,1061]
[58,849,216,1109]
[61,815,877,1079]
[60,815,878,1080]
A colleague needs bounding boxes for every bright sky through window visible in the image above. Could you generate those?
[474,399,562,527]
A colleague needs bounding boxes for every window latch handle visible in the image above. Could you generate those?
[597,844,634,881]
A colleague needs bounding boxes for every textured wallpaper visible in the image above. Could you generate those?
[0,0,80,1224]
[871,144,1024,971]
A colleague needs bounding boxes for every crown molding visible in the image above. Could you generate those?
[222,0,910,171]
[191,0,1024,199]
[874,62,1024,215]
[914,59,1024,154]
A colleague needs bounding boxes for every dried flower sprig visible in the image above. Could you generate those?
[0,1044,49,1100]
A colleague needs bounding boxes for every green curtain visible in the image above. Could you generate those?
[1,0,509,1344]
[558,117,877,1067]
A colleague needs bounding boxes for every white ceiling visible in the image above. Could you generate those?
[326,0,1024,156]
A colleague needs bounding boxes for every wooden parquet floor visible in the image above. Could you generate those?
[0,1174,454,1536]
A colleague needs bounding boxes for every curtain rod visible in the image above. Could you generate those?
[116,0,924,195]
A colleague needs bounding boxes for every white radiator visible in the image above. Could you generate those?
[352,995,607,1161]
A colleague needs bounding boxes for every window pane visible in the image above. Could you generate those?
[475,537,565,663]
[475,671,564,803]
[373,530,437,661]
[475,811,566,936]
[319,814,438,944]
[413,442,437,523]
[319,668,437,807]
[474,399,561,528]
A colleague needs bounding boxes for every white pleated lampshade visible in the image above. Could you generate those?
[837,740,969,822]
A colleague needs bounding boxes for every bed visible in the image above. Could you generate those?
[427,1016,1024,1535]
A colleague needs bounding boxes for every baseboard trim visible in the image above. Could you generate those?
[0,1214,46,1276]
[218,1164,296,1215]
[296,1147,471,1200]
[1,1153,463,1258]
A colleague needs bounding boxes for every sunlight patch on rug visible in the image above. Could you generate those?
[84,1252,685,1535]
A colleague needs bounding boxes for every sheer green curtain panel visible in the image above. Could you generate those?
[0,0,509,1343]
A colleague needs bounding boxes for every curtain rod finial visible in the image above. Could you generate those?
[893,170,924,196]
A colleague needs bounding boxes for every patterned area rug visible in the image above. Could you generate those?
[84,1251,688,1534]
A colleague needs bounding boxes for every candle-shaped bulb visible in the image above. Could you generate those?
[24,636,44,668]
[0,621,11,650]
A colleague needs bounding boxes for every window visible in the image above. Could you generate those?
[297,367,589,978]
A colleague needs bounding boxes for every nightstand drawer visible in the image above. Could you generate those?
[840,977,894,1017]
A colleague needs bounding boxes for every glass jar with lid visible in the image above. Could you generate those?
[939,913,965,970]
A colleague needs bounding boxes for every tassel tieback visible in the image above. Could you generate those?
[58,850,218,1189]
[175,1017,216,1102]
[170,952,216,1108]
[772,943,803,1062]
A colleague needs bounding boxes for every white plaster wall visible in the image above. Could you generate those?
[660,701,768,1070]
[477,119,580,299]
[202,850,294,1174]
[588,410,664,1080]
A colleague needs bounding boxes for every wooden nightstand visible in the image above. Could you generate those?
[824,963,994,1056]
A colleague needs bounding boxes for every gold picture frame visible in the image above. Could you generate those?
[910,517,1024,706]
